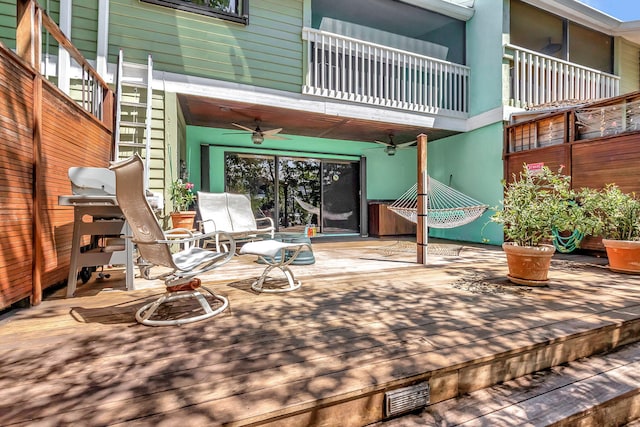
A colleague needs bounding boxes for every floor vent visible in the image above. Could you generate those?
[384,382,430,418]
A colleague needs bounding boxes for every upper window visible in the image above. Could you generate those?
[140,0,249,25]
[510,0,613,73]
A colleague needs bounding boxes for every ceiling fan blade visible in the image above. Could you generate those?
[264,134,289,140]
[396,140,417,148]
[231,123,255,133]
[262,127,283,136]
[374,140,393,147]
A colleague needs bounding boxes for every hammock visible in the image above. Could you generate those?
[294,197,353,221]
[388,177,488,229]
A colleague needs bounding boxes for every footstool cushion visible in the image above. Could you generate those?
[240,240,312,293]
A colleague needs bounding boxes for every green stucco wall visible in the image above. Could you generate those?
[186,123,505,245]
[467,0,505,115]
[109,0,304,93]
[364,147,417,200]
[428,123,505,244]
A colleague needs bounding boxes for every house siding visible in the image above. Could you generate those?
[71,2,98,60]
[0,1,15,49]
[108,0,304,93]
[617,38,640,95]
[149,90,167,195]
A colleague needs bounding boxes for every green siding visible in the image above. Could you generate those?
[109,0,304,93]
[616,38,640,95]
[0,1,15,49]
[71,2,98,60]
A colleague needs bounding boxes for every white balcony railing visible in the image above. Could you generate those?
[504,44,620,109]
[302,28,470,115]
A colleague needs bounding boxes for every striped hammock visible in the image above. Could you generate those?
[389,177,488,229]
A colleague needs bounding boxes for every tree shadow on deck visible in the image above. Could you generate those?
[0,243,637,425]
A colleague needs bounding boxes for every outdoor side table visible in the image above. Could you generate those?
[239,239,313,293]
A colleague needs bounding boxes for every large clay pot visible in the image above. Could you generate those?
[502,242,556,286]
[602,239,640,274]
[170,211,196,230]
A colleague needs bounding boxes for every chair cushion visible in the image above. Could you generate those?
[240,240,308,258]
[173,247,228,270]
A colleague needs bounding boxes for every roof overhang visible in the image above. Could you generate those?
[160,71,466,144]
[523,0,640,46]
[397,0,475,21]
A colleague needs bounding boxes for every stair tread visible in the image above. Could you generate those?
[375,341,640,426]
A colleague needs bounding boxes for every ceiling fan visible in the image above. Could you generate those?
[231,120,287,144]
[374,134,417,156]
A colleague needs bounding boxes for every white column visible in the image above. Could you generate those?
[96,0,110,79]
[57,0,72,94]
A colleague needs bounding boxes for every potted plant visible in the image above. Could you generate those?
[583,184,640,274]
[169,179,197,230]
[491,165,594,285]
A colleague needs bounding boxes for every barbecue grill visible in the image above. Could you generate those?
[58,166,135,297]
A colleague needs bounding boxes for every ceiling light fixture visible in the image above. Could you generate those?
[251,132,264,144]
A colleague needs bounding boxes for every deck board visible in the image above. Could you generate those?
[1,239,639,426]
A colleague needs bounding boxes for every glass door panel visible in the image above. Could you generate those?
[224,153,360,235]
[321,161,359,233]
[279,157,320,233]
[225,153,276,223]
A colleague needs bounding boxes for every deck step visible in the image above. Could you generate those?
[374,341,640,426]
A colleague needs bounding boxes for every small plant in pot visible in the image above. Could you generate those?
[491,165,594,286]
[582,184,640,274]
[169,179,197,230]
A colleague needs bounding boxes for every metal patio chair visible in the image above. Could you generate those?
[110,154,236,326]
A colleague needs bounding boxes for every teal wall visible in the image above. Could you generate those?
[185,125,416,200]
[428,123,505,244]
[186,123,505,245]
[109,0,304,93]
[466,0,505,115]
[363,147,417,200]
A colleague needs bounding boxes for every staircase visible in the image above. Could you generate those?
[114,50,153,188]
[373,341,640,426]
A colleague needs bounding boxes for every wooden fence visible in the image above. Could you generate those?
[0,0,114,309]
[504,92,640,250]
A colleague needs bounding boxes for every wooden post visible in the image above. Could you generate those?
[32,76,43,305]
[16,0,41,72]
[416,134,428,265]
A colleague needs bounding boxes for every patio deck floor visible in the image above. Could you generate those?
[1,238,639,426]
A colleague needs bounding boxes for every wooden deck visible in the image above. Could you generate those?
[1,238,639,426]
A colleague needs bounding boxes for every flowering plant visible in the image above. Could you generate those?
[169,179,196,212]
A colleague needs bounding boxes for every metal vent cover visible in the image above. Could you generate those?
[384,382,430,418]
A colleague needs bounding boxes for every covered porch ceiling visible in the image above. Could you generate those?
[177,94,458,144]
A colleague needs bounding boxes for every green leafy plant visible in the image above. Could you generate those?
[491,165,599,247]
[580,184,640,241]
[169,179,196,212]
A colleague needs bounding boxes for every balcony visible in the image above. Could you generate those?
[504,44,620,109]
[302,28,470,117]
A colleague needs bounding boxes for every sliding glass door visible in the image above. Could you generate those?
[321,161,359,233]
[224,153,359,234]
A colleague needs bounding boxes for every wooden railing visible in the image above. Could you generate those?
[17,0,112,125]
[0,0,114,309]
[504,44,620,109]
[302,28,470,116]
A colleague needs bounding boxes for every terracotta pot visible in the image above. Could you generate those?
[170,211,196,230]
[602,239,640,274]
[502,242,556,286]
